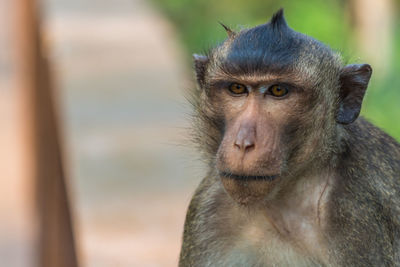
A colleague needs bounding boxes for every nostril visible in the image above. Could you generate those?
[234,141,242,150]
[243,139,255,150]
[234,138,255,152]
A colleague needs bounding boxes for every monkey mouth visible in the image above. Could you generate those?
[219,171,278,181]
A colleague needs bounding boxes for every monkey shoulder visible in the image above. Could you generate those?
[179,173,230,266]
[334,117,400,216]
[326,117,400,265]
[339,117,400,193]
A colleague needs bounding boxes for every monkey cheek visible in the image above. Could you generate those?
[220,177,278,205]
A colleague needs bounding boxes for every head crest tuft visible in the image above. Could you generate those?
[270,8,287,29]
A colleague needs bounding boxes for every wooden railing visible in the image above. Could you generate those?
[12,0,79,266]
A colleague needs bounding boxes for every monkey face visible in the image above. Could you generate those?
[211,79,305,204]
[191,11,371,205]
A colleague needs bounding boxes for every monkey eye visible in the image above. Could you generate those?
[269,84,288,97]
[228,83,247,95]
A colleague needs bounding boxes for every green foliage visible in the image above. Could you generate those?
[361,20,400,141]
[362,77,400,141]
[152,0,353,56]
[151,0,400,140]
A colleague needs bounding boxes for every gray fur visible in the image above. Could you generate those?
[180,10,400,267]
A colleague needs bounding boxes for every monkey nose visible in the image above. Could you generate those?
[234,127,256,152]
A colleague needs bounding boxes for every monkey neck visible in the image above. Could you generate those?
[255,164,333,241]
[267,167,333,212]
[277,147,338,202]
[233,169,334,262]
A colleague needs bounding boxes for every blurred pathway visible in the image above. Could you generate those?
[44,0,203,266]
[0,1,36,266]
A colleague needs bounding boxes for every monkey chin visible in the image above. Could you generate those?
[219,172,279,205]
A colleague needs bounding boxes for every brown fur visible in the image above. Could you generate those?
[180,10,400,267]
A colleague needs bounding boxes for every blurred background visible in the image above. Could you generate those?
[0,0,399,266]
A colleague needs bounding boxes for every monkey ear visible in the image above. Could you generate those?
[193,54,209,87]
[336,64,372,124]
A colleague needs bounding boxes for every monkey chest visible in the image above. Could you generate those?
[219,208,329,266]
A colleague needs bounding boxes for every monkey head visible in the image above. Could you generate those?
[192,9,372,205]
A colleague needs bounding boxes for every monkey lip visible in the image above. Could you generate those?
[219,171,278,181]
